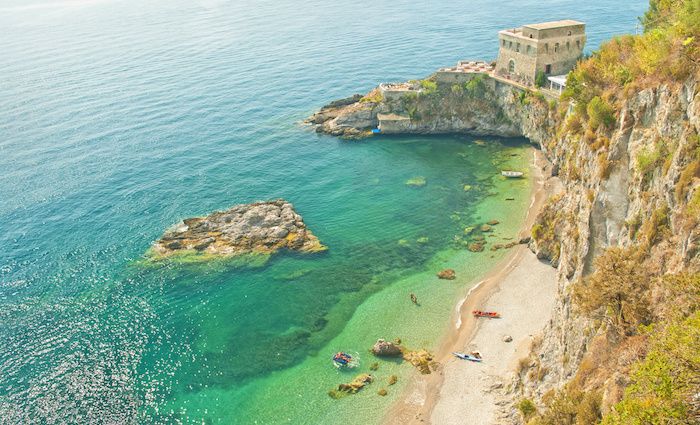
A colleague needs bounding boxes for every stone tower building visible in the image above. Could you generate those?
[495,20,586,85]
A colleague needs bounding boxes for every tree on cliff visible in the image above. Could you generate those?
[574,247,652,334]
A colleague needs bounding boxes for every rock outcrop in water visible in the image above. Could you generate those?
[149,200,326,259]
[306,93,374,138]
[437,269,456,280]
[371,339,403,357]
[328,373,374,399]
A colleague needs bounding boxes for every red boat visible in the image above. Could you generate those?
[472,310,501,318]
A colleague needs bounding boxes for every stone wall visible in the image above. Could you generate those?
[434,70,484,85]
[379,84,422,101]
[495,40,538,84]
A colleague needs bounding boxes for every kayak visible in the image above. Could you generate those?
[472,310,501,318]
[453,352,482,362]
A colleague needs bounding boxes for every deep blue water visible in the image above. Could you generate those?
[1,0,647,423]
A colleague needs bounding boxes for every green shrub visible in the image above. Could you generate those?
[419,79,438,94]
[535,70,547,88]
[603,311,700,425]
[463,75,487,97]
[573,247,652,333]
[529,386,601,425]
[518,398,537,420]
[586,96,616,130]
[636,138,671,185]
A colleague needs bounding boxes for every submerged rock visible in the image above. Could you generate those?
[388,375,398,385]
[377,388,388,396]
[403,349,437,374]
[371,339,403,357]
[329,373,374,398]
[149,199,326,260]
[405,176,427,187]
[468,242,486,252]
[437,269,456,280]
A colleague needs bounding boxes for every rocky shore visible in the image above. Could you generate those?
[305,74,530,139]
[305,93,376,138]
[149,199,326,260]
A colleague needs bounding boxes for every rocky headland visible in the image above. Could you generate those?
[149,200,326,260]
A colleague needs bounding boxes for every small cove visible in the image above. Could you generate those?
[0,0,647,423]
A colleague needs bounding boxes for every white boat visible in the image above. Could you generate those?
[453,352,482,362]
[501,170,524,178]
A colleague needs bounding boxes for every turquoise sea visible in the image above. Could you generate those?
[1,1,646,424]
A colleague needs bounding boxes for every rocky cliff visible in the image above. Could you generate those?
[309,52,699,421]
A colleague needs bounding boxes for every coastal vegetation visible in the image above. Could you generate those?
[523,1,700,423]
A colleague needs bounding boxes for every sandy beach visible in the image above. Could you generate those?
[385,148,560,425]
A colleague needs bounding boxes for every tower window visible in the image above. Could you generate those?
[508,59,515,73]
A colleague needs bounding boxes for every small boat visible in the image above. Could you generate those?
[332,352,359,369]
[472,310,501,318]
[453,352,482,362]
[501,170,524,178]
[372,128,382,134]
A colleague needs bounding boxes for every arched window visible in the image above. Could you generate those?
[567,41,570,51]
[545,43,549,53]
[554,43,560,53]
[508,59,515,74]
[529,34,533,39]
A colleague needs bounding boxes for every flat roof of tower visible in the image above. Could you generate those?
[524,20,584,30]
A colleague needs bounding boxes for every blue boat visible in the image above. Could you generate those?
[332,352,359,368]
[371,128,381,134]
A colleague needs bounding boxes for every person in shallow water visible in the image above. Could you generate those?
[410,293,418,305]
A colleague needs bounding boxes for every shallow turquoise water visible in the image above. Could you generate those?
[1,1,647,423]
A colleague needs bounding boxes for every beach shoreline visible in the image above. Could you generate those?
[384,147,559,425]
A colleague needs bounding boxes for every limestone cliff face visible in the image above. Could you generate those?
[309,73,700,418]
[516,78,700,410]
